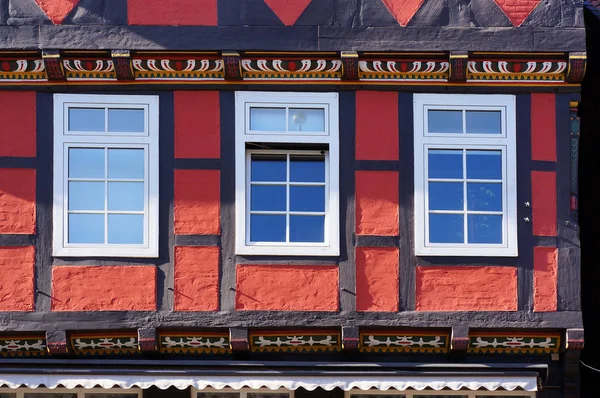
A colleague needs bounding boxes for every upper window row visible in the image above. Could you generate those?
[52,92,517,258]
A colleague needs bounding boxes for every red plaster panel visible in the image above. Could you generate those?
[174,170,220,235]
[236,265,338,311]
[356,247,399,312]
[174,246,219,311]
[533,246,558,312]
[128,0,217,26]
[492,0,541,26]
[356,91,399,161]
[263,0,312,26]
[532,171,557,236]
[380,0,425,26]
[34,0,79,24]
[531,93,556,161]
[0,247,35,311]
[356,171,399,236]
[416,266,518,311]
[0,169,36,234]
[52,266,156,311]
[175,91,220,159]
[0,91,36,157]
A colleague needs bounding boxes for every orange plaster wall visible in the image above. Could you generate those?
[0,247,35,311]
[356,171,399,235]
[174,91,220,159]
[52,266,156,311]
[174,169,220,235]
[531,93,557,162]
[0,91,36,157]
[356,247,399,312]
[128,0,217,26]
[174,246,219,311]
[531,171,557,236]
[355,91,399,160]
[0,169,36,234]
[236,265,339,311]
[416,266,518,311]
[533,246,558,312]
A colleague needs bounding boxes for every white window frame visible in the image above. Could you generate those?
[0,387,142,398]
[53,94,159,258]
[345,389,535,398]
[413,94,517,257]
[235,91,340,256]
[191,387,294,398]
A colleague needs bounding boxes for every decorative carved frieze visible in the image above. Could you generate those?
[359,330,450,354]
[467,54,568,82]
[468,332,561,354]
[0,57,46,81]
[241,57,341,80]
[359,54,449,81]
[0,335,48,357]
[250,330,341,353]
[69,332,140,356]
[133,54,224,80]
[159,331,231,355]
[62,58,116,80]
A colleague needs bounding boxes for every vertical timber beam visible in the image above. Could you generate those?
[449,51,468,83]
[111,50,135,81]
[42,50,66,81]
[341,51,359,81]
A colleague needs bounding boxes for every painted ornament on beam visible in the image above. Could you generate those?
[263,0,313,26]
[34,0,80,24]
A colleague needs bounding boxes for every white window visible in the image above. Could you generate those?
[53,94,159,257]
[235,92,339,256]
[0,388,142,398]
[192,388,293,398]
[414,94,517,257]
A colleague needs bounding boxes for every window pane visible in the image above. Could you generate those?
[108,182,144,211]
[251,185,286,211]
[251,155,287,182]
[468,214,503,244]
[290,186,325,212]
[0,393,16,398]
[108,214,144,244]
[349,395,405,398]
[466,110,501,134]
[25,394,77,398]
[69,108,104,132]
[290,155,325,182]
[69,181,105,211]
[290,215,325,242]
[197,393,240,398]
[108,108,145,133]
[467,182,502,211]
[428,149,462,179]
[69,148,105,179]
[476,396,530,398]
[250,214,286,242]
[108,149,145,179]
[429,182,463,211]
[429,213,464,243]
[466,150,502,180]
[428,110,462,134]
[250,107,286,131]
[248,394,290,398]
[68,214,104,244]
[288,108,325,132]
[86,394,139,398]
[416,396,468,398]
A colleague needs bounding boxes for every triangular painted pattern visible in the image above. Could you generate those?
[263,0,313,26]
[380,0,425,26]
[34,0,79,24]
[492,0,541,26]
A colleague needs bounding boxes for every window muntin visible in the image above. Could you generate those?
[235,92,339,256]
[53,94,159,258]
[414,94,517,257]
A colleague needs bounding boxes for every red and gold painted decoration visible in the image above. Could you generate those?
[159,331,231,355]
[0,335,48,357]
[69,332,140,356]
[63,58,115,80]
[133,54,224,80]
[359,54,449,81]
[468,332,561,354]
[250,330,341,353]
[0,56,46,81]
[467,53,568,82]
[359,330,450,354]
[241,55,341,80]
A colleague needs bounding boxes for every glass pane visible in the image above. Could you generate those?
[349,395,405,398]
[69,148,105,179]
[290,215,325,242]
[68,214,104,244]
[108,108,145,133]
[25,394,77,398]
[251,155,287,182]
[429,213,464,243]
[251,185,286,211]
[467,182,502,211]
[250,107,286,131]
[69,181,105,211]
[429,182,463,211]
[0,393,16,398]
[290,186,325,212]
[290,155,325,182]
[428,149,463,179]
[288,108,325,132]
[416,396,468,398]
[108,214,144,244]
[466,110,501,134]
[108,182,144,211]
[69,108,104,132]
[468,214,503,244]
[428,110,462,134]
[248,394,290,398]
[197,393,240,398]
[86,394,139,398]
[467,150,502,180]
[250,214,286,242]
[108,149,145,179]
[476,396,530,398]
